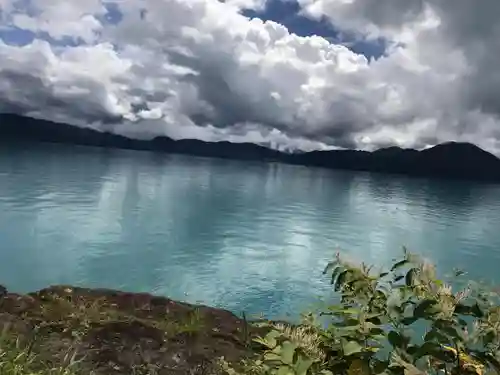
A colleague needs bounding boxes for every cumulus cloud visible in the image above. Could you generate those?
[0,0,500,153]
[298,0,500,150]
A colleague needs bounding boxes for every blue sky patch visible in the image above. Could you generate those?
[0,26,34,46]
[0,26,89,47]
[101,2,123,25]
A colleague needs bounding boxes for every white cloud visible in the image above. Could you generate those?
[12,0,105,43]
[1,0,500,154]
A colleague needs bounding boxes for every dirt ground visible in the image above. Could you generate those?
[0,285,269,374]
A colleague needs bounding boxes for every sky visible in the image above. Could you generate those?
[0,0,500,154]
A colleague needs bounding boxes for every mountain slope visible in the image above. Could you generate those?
[2,113,500,183]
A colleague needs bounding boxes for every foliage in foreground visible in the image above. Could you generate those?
[3,249,500,375]
[223,250,500,375]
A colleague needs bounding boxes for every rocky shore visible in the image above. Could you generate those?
[0,285,269,374]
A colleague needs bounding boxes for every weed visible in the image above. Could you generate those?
[152,307,205,337]
[223,250,500,375]
[0,323,85,375]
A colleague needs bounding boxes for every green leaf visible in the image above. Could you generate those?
[322,261,336,275]
[254,329,281,349]
[438,325,462,340]
[347,359,370,375]
[391,259,409,272]
[338,325,362,332]
[458,318,468,326]
[454,303,484,318]
[406,345,419,355]
[328,306,360,315]
[401,316,419,325]
[329,266,342,285]
[293,355,314,375]
[253,336,275,349]
[263,352,282,362]
[335,270,348,291]
[279,341,297,365]
[388,331,405,348]
[366,316,383,325]
[424,328,448,343]
[370,334,386,342]
[342,340,363,356]
[483,329,496,346]
[372,360,389,374]
[277,365,294,375]
[394,275,404,282]
[405,268,418,286]
[413,299,438,318]
[368,327,385,336]
[415,342,450,362]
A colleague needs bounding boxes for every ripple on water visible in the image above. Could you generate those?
[1,148,500,318]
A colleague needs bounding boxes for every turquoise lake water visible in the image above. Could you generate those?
[1,143,500,320]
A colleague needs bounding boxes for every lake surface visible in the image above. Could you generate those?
[1,143,500,320]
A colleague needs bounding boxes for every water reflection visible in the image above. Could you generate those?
[1,144,500,319]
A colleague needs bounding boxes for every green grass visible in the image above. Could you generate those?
[0,289,215,374]
[150,306,205,337]
[0,324,83,375]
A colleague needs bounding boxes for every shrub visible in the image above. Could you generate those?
[227,250,500,375]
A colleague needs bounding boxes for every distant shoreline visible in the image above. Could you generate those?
[2,112,500,184]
